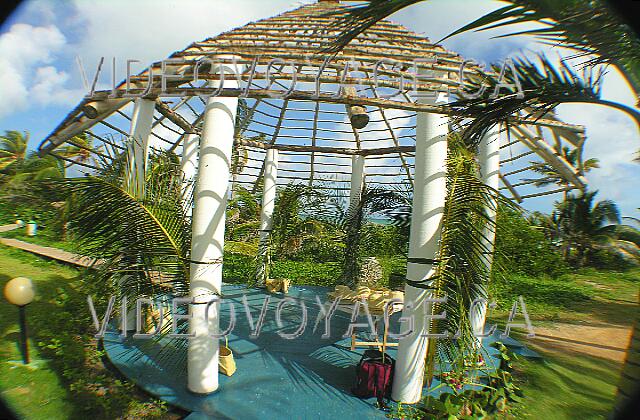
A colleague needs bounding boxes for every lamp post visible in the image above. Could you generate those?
[4,277,35,364]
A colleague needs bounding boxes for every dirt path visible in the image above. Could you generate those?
[528,322,632,362]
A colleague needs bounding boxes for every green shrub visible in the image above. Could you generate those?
[490,274,594,313]
[223,252,341,286]
[360,223,408,257]
[295,235,344,263]
[589,247,636,270]
[223,249,405,288]
[377,256,407,288]
[0,196,64,238]
[225,240,258,256]
[222,252,256,283]
[494,207,568,278]
[395,342,523,419]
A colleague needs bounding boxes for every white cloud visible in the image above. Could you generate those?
[0,0,316,118]
[31,65,82,105]
[0,23,67,116]
[0,63,28,116]
[0,23,64,69]
[69,0,315,71]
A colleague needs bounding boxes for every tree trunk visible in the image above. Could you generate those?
[338,222,361,288]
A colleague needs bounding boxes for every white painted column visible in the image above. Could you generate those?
[471,125,501,345]
[121,97,155,331]
[127,98,155,198]
[348,154,366,216]
[392,94,448,403]
[188,57,242,394]
[180,133,200,216]
[257,148,279,285]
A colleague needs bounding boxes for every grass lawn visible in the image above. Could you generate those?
[511,345,623,419]
[0,245,79,419]
[489,268,639,419]
[0,245,170,419]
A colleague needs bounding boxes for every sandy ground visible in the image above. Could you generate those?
[528,322,632,362]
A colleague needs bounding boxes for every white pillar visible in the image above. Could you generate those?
[188,57,242,394]
[120,97,155,330]
[348,154,366,215]
[127,98,155,198]
[257,148,278,284]
[180,133,200,216]
[392,97,448,403]
[471,125,501,344]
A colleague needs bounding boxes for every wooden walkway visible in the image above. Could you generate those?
[0,224,101,268]
[0,223,19,233]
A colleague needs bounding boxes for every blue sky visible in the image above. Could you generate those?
[1,0,638,217]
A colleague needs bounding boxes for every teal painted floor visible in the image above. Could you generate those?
[103,284,538,419]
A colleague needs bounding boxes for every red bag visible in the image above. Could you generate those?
[351,349,395,409]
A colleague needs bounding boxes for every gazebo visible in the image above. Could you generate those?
[38,0,586,406]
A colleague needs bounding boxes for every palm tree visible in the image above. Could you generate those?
[0,131,94,191]
[0,152,66,197]
[528,210,562,244]
[0,130,78,239]
[250,183,337,285]
[0,130,29,174]
[529,146,599,199]
[45,146,191,314]
[555,190,621,265]
[22,153,65,179]
[331,185,408,287]
[0,130,28,171]
[56,133,102,169]
[225,185,261,244]
[270,184,334,260]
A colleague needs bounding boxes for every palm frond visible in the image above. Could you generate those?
[339,186,407,286]
[0,130,29,173]
[324,0,640,100]
[451,54,640,145]
[40,148,192,303]
[322,0,423,53]
[442,0,640,95]
[410,136,518,376]
[592,199,621,225]
[271,184,327,258]
[527,147,599,187]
